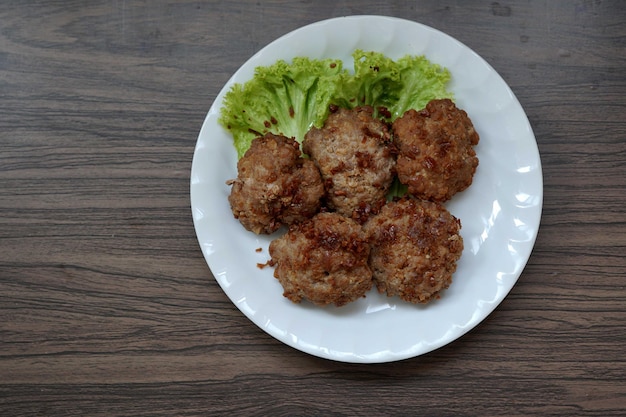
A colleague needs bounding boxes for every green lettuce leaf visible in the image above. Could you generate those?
[218,57,347,158]
[332,50,403,116]
[388,54,452,119]
[337,50,452,120]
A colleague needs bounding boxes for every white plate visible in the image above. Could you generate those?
[190,16,542,363]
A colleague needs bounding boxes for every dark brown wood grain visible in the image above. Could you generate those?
[1,1,625,416]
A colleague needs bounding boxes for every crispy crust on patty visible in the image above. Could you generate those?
[303,106,396,223]
[363,197,463,304]
[227,133,325,234]
[393,98,479,202]
[269,212,373,307]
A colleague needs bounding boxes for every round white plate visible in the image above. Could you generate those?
[190,16,542,363]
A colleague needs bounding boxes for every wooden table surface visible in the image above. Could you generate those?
[1,1,624,415]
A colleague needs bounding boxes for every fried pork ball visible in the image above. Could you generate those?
[227,133,324,234]
[393,98,479,202]
[302,106,396,223]
[363,197,463,304]
[269,212,373,307]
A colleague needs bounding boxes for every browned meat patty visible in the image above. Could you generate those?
[227,133,325,234]
[363,197,463,304]
[269,212,373,307]
[302,106,396,223]
[393,98,479,202]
